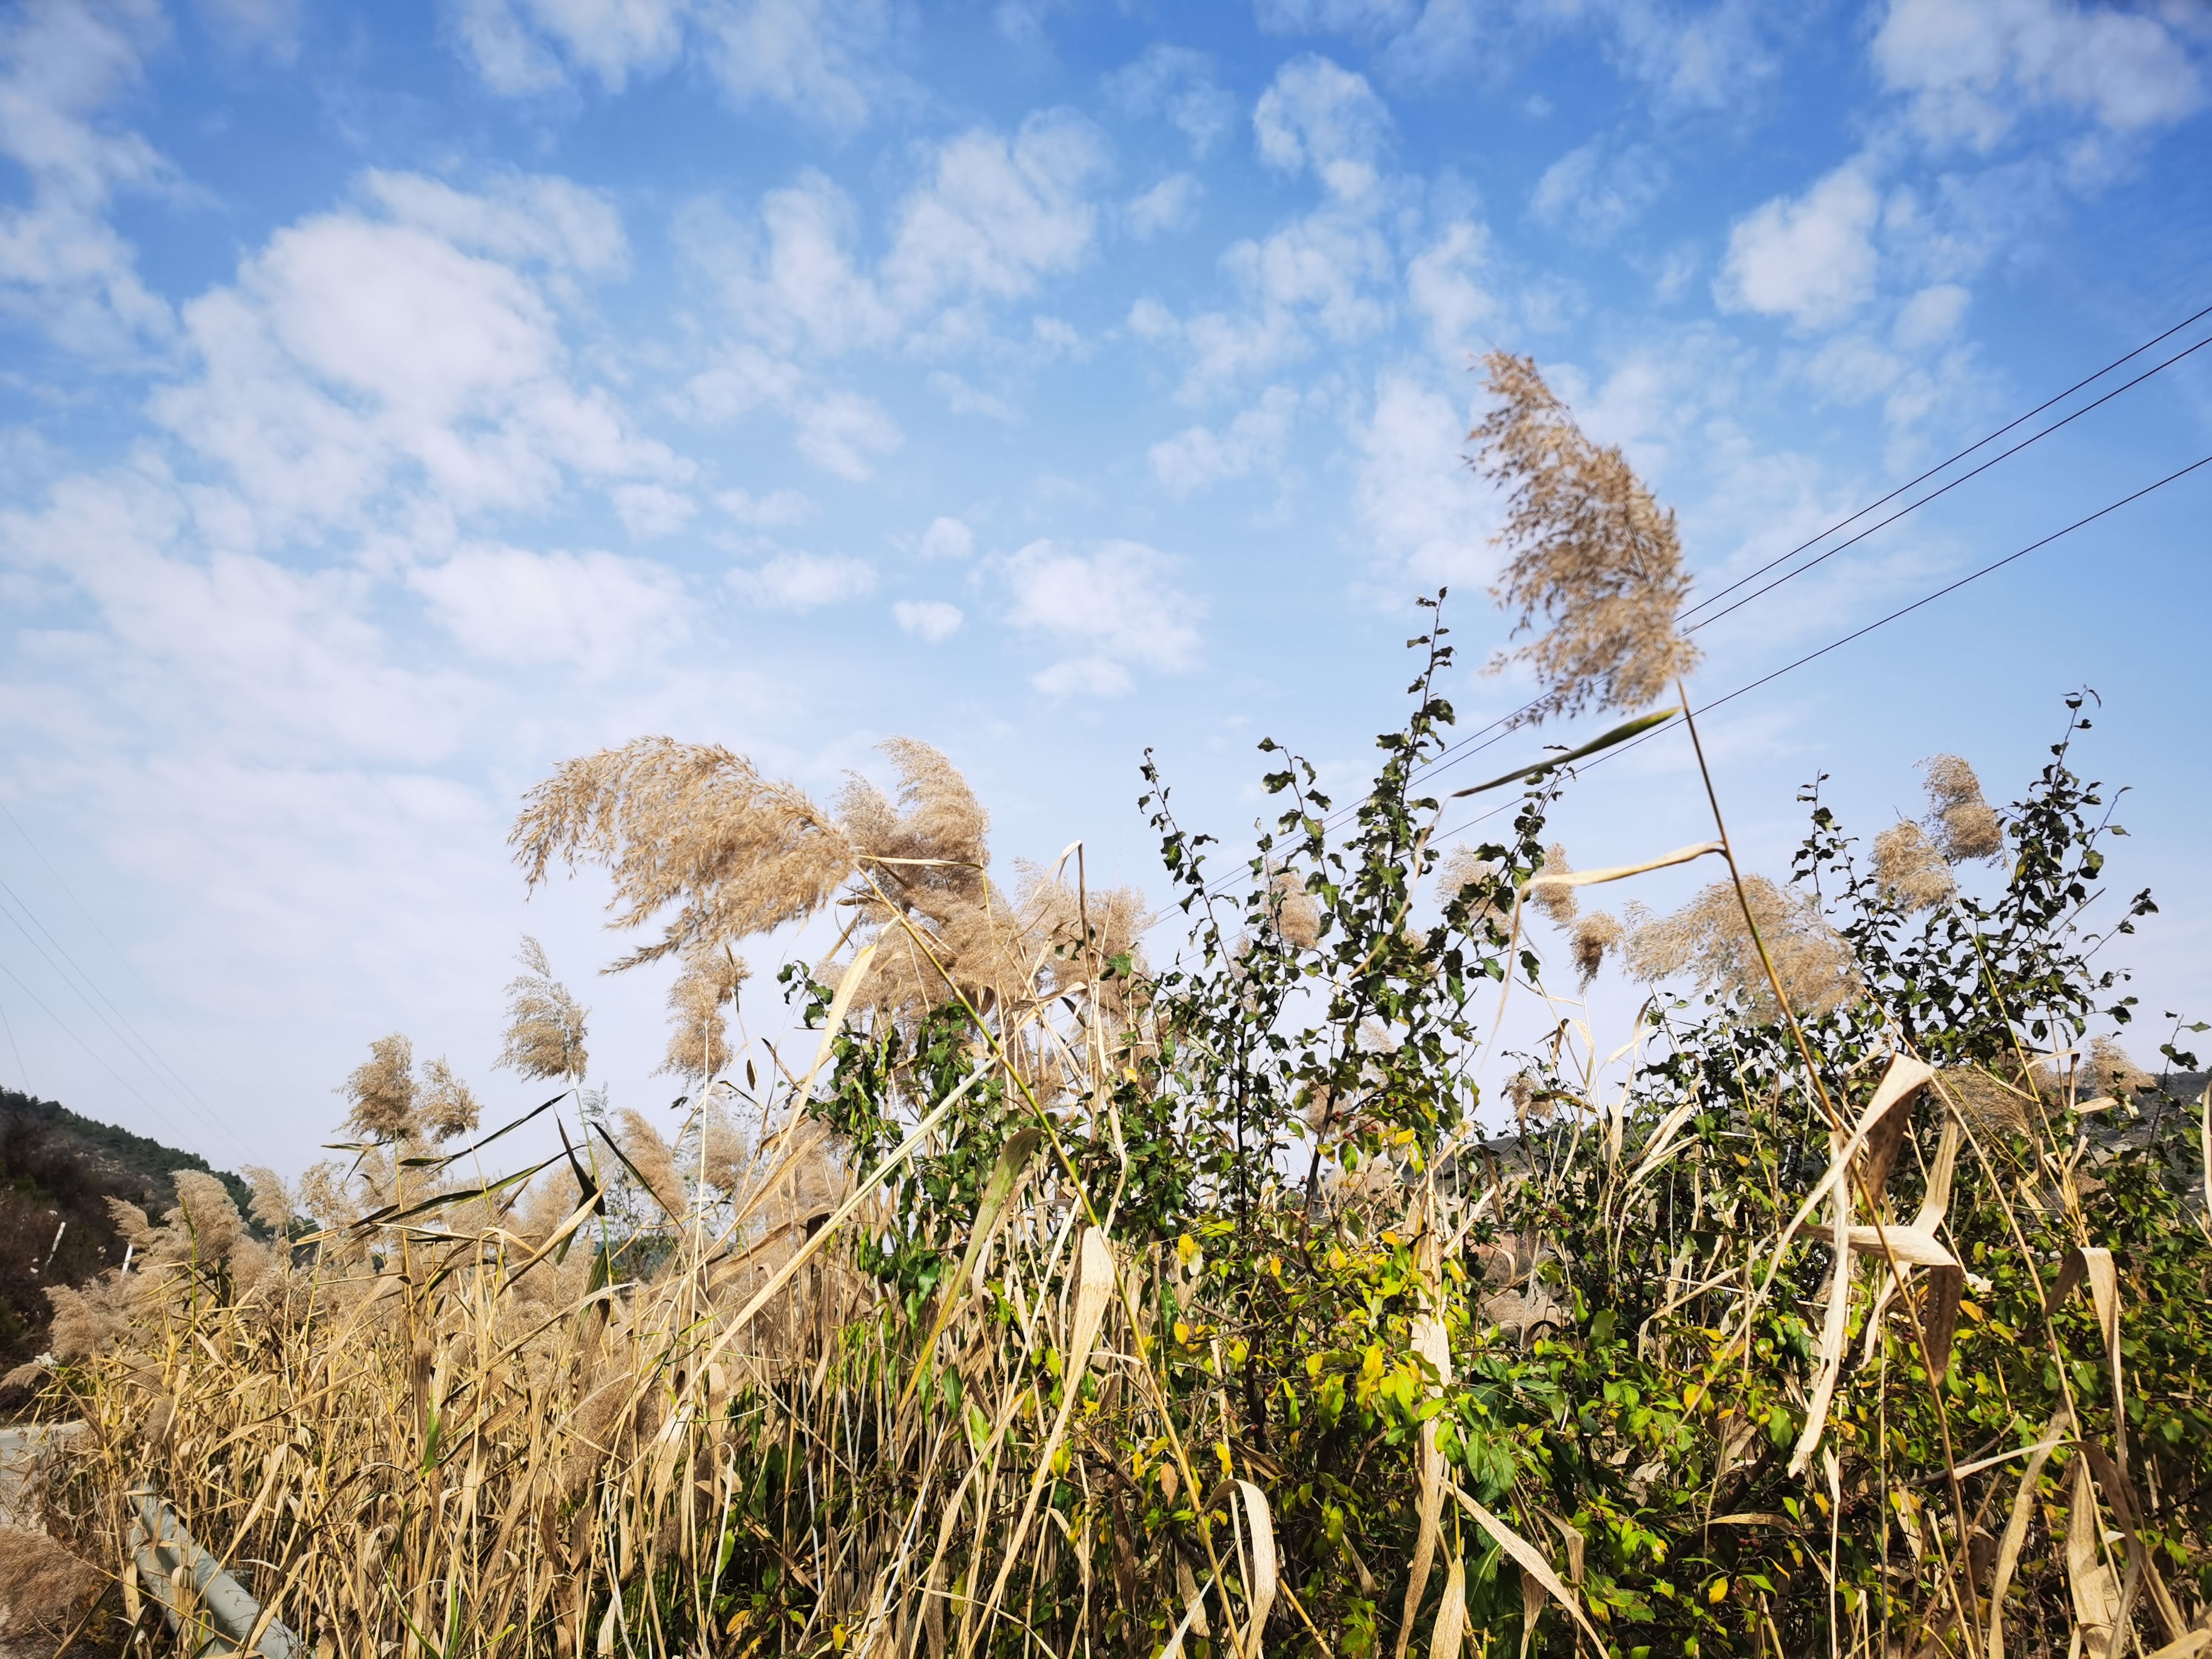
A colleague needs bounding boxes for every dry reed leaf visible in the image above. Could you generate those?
[1470,350,1698,725]
[1393,1303,1453,1659]
[1986,1408,2070,1659]
[1235,1479,1278,1659]
[2145,1635,2212,1659]
[1843,1225,1957,1268]
[1515,1564,1541,1659]
[1445,1482,1603,1651]
[1428,1552,1466,1659]
[902,1127,1045,1409]
[2068,1454,2123,1658]
[1163,1563,1216,1659]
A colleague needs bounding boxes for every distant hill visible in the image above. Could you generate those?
[0,1087,253,1373]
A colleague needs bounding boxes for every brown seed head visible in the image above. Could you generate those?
[417,1056,481,1142]
[1530,843,1578,926]
[340,1033,418,1141]
[1624,874,1860,1020]
[1919,754,2004,863]
[1571,910,1622,987]
[1872,820,1955,912]
[498,935,591,1082]
[1471,351,1699,726]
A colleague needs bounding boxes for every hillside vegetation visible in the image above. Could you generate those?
[9,356,2209,1658]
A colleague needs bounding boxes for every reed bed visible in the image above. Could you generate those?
[11,355,2210,1657]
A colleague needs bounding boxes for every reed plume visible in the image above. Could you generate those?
[1872,819,1955,911]
[1530,842,1578,925]
[1570,910,1621,987]
[660,947,749,1081]
[512,737,856,970]
[497,935,591,1082]
[1470,350,1698,725]
[1920,753,2004,862]
[1624,875,1860,1019]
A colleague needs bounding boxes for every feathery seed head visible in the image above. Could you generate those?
[1919,754,2004,863]
[511,737,856,971]
[1872,820,1955,912]
[418,1056,481,1142]
[340,1033,418,1141]
[1472,351,1699,726]
[1531,843,1578,926]
[498,934,591,1082]
[1624,874,1859,1021]
[1571,910,1621,987]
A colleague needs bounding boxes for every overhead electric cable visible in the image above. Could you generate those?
[1431,451,2212,847]
[1202,299,2212,899]
[0,883,252,1160]
[0,797,255,1104]
[1674,298,2212,624]
[1679,331,2212,637]
[0,956,174,1126]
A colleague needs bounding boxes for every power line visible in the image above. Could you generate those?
[1674,298,2212,625]
[0,888,252,1160]
[1202,298,2212,897]
[0,797,255,1105]
[0,985,28,1096]
[0,956,176,1127]
[1680,331,2212,638]
[1431,450,2212,847]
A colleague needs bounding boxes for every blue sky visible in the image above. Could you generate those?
[1,0,2208,1175]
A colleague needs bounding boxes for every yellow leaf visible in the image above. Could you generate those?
[1708,1577,1729,1604]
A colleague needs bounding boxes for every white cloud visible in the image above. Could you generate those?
[452,0,899,130]
[1893,281,1970,350]
[196,0,302,58]
[611,481,695,538]
[917,516,973,560]
[1254,0,1417,33]
[1530,138,1668,243]
[1872,0,2205,149]
[358,169,629,280]
[1253,55,1392,203]
[1717,163,1881,330]
[452,0,686,94]
[1126,173,1203,240]
[928,370,1014,420]
[1031,655,1133,697]
[150,189,683,525]
[690,113,1107,362]
[1102,45,1237,156]
[714,486,813,526]
[1350,372,1496,589]
[410,543,688,670]
[792,390,902,479]
[1148,385,1300,495]
[1407,219,1495,354]
[893,598,963,641]
[883,111,1109,315]
[691,0,898,135]
[729,550,876,610]
[1002,538,1201,694]
[0,0,176,355]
